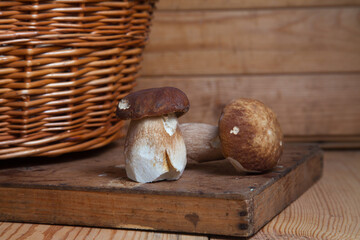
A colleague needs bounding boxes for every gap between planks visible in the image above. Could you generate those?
[140,71,360,78]
[157,0,360,11]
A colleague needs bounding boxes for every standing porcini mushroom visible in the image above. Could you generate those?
[116,87,189,183]
[180,98,283,172]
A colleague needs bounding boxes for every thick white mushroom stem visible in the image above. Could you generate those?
[179,123,223,163]
[125,114,187,183]
[179,123,260,172]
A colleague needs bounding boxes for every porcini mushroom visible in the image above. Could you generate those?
[219,98,283,172]
[180,98,283,172]
[116,87,189,183]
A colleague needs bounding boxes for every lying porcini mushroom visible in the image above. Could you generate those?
[219,98,283,172]
[116,87,189,183]
[179,98,283,172]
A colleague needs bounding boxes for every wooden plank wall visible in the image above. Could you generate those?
[136,0,360,144]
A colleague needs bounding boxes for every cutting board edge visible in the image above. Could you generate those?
[0,144,324,237]
[249,148,324,237]
[0,186,253,236]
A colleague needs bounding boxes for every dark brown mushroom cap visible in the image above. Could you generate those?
[219,98,283,172]
[116,87,190,120]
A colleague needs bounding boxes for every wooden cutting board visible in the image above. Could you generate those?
[0,141,323,237]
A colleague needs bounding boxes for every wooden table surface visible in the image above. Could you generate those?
[1,150,359,240]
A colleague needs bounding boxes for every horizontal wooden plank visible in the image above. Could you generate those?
[142,8,360,75]
[136,74,360,137]
[157,0,360,10]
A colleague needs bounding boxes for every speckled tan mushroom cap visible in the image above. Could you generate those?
[219,98,283,171]
[116,87,190,120]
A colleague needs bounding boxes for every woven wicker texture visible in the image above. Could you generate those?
[0,0,156,159]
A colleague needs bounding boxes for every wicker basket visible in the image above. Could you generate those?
[0,0,156,159]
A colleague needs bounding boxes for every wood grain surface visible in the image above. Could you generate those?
[0,142,322,237]
[157,0,360,10]
[1,150,359,239]
[0,222,207,240]
[137,3,360,142]
[136,74,360,137]
[141,7,360,75]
